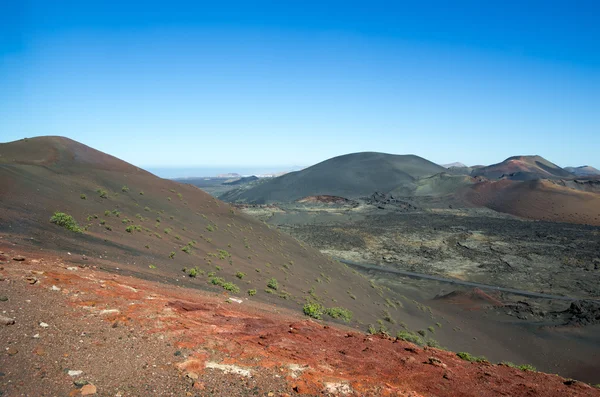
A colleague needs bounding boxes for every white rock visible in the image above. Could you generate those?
[51,285,61,291]
[39,322,49,328]
[68,370,83,377]
[33,334,40,338]
[229,298,243,304]
[67,267,78,271]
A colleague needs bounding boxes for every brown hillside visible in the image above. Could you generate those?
[464,179,600,226]
[0,136,408,332]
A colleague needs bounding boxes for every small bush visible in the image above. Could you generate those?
[457,352,488,363]
[427,326,435,334]
[248,289,257,296]
[50,212,82,233]
[97,189,108,198]
[104,210,111,216]
[188,267,198,277]
[367,324,377,335]
[144,206,151,212]
[325,307,353,322]
[518,364,536,372]
[267,278,278,290]
[121,185,129,192]
[206,225,214,232]
[169,251,175,259]
[417,330,426,337]
[397,330,424,346]
[164,228,171,234]
[235,272,246,279]
[303,302,324,319]
[222,282,239,293]
[149,264,157,269]
[210,277,225,286]
[139,191,144,195]
[181,245,191,254]
[80,194,86,200]
[125,225,134,233]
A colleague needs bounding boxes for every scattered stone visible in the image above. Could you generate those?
[12,256,25,261]
[51,285,61,291]
[26,276,38,284]
[39,322,49,328]
[68,370,83,377]
[67,267,78,271]
[82,255,88,260]
[0,315,15,325]
[0,296,8,302]
[33,334,40,339]
[80,383,97,395]
[74,379,89,388]
[427,357,447,368]
[186,372,199,380]
[6,347,18,356]
[192,382,205,390]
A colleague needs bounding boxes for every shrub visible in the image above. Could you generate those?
[125,225,134,233]
[164,228,171,234]
[457,352,488,363]
[396,331,424,346]
[50,212,82,233]
[80,194,86,200]
[325,307,353,322]
[518,364,536,372]
[367,324,377,335]
[303,302,324,319]
[139,191,144,195]
[169,251,175,259]
[247,289,257,296]
[235,272,246,279]
[149,264,156,269]
[267,278,278,290]
[121,185,129,192]
[181,245,191,254]
[210,277,225,286]
[222,282,239,293]
[427,326,435,334]
[188,267,198,277]
[97,189,108,198]
[144,206,151,212]
[417,330,426,337]
[206,225,214,232]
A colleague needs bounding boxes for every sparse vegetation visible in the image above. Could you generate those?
[97,189,108,198]
[427,326,435,334]
[247,289,257,296]
[324,307,353,322]
[80,194,86,200]
[121,185,129,192]
[267,278,278,290]
[50,212,83,233]
[206,224,214,232]
[457,352,488,363]
[303,302,324,319]
[396,331,424,346]
[235,272,246,279]
[169,251,175,259]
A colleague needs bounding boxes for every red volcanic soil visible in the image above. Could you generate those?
[2,247,598,397]
[472,156,571,180]
[464,179,600,226]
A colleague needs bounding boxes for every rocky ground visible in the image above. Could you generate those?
[2,244,600,396]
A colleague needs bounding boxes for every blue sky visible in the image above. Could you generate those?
[1,1,599,172]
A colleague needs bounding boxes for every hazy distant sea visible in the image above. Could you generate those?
[145,166,300,179]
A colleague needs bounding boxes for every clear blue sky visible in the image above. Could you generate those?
[1,1,599,171]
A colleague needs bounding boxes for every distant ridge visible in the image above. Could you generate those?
[471,155,571,180]
[441,162,467,168]
[565,165,600,177]
[219,152,446,203]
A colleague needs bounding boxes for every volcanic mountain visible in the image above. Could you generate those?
[471,155,571,180]
[565,165,600,177]
[0,136,406,329]
[220,152,446,203]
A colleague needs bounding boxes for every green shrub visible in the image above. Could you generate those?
[164,228,171,234]
[248,289,257,296]
[417,330,426,337]
[50,212,82,233]
[206,225,214,232]
[121,185,129,192]
[169,251,175,259]
[518,364,536,372]
[125,225,134,233]
[267,278,278,290]
[149,264,157,269]
[367,324,377,335]
[181,245,191,254]
[303,302,324,319]
[222,282,239,293]
[139,191,144,195]
[235,272,246,279]
[210,277,225,286]
[188,267,198,277]
[144,206,151,212]
[325,307,353,322]
[457,352,488,363]
[427,326,435,334]
[80,194,86,200]
[396,330,424,346]
[97,189,108,198]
